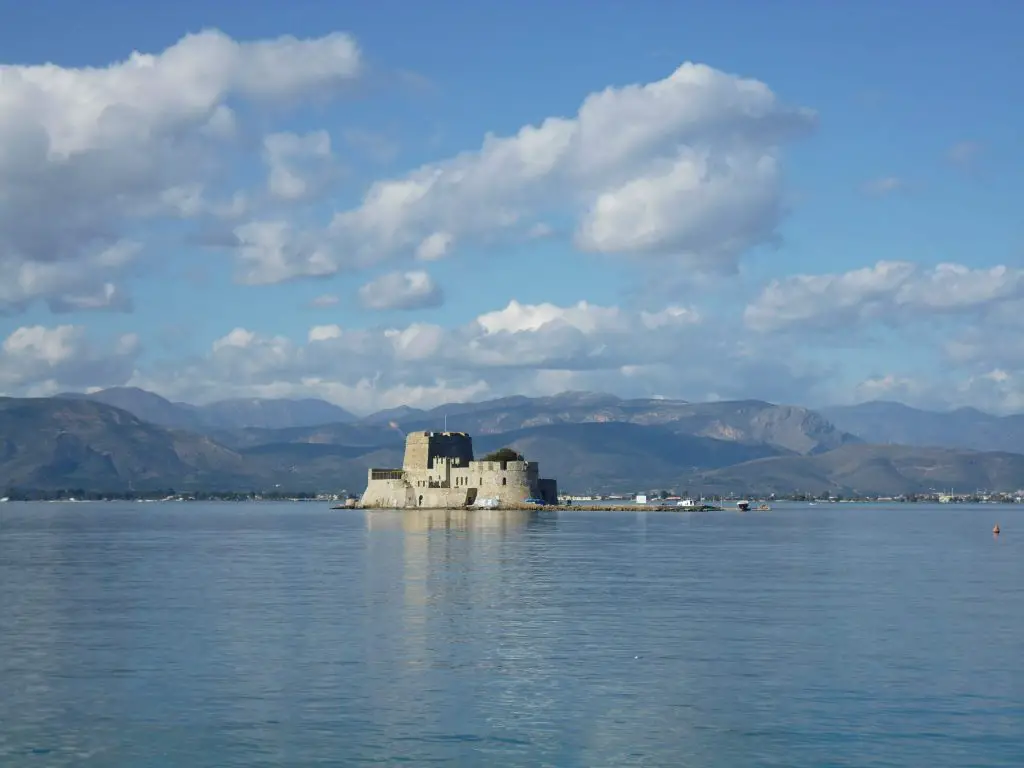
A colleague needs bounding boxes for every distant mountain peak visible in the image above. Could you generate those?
[820,401,1022,454]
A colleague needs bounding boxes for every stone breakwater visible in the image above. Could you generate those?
[338,503,726,512]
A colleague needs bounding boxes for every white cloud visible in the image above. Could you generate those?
[100,299,676,406]
[0,29,361,312]
[358,270,443,310]
[849,369,1024,415]
[262,130,334,201]
[742,261,1024,413]
[574,149,782,268]
[861,176,907,197]
[526,222,554,239]
[944,296,1024,371]
[475,300,621,334]
[960,370,1024,414]
[25,291,1017,414]
[0,325,140,390]
[117,297,802,414]
[234,61,815,282]
[307,294,340,308]
[49,282,134,314]
[415,232,453,262]
[852,374,925,403]
[0,240,141,314]
[745,261,1024,333]
[232,220,339,284]
[946,140,982,169]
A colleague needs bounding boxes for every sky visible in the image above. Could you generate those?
[0,0,1022,415]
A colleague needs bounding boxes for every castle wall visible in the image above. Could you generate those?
[361,476,416,508]
[416,487,471,508]
[453,460,540,504]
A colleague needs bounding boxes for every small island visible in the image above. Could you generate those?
[360,431,558,509]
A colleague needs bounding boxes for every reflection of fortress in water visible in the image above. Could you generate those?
[366,508,552,535]
[360,431,558,509]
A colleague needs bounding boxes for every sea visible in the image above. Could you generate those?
[1,501,1022,767]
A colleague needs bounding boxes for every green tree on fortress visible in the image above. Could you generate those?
[483,448,524,463]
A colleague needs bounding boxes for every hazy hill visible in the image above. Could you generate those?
[365,392,856,455]
[820,401,1024,454]
[358,405,427,426]
[0,398,790,493]
[57,387,208,431]
[213,421,783,492]
[56,387,354,431]
[52,388,855,456]
[233,442,403,493]
[210,422,403,450]
[0,397,250,491]
[0,397,383,493]
[684,444,1024,496]
[198,397,354,429]
[471,422,783,492]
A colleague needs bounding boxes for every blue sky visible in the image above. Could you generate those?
[1,0,1022,413]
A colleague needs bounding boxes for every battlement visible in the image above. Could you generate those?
[469,460,536,472]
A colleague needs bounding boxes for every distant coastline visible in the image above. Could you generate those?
[3,489,1022,504]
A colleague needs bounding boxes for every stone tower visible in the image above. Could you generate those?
[402,431,475,471]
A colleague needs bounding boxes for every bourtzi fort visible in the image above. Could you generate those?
[360,431,558,509]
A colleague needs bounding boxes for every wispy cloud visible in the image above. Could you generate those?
[344,129,400,164]
[307,294,340,308]
[946,140,982,170]
[861,176,907,197]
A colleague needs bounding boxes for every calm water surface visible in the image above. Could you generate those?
[1,502,1022,766]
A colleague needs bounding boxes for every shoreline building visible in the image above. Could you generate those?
[361,431,558,509]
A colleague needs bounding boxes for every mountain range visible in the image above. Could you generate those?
[56,387,355,431]
[819,401,1024,455]
[0,388,1020,496]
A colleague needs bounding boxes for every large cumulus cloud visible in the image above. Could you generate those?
[233,62,816,283]
[0,29,361,312]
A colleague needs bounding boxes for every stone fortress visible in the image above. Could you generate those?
[360,431,558,509]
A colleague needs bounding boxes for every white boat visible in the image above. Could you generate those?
[473,497,500,509]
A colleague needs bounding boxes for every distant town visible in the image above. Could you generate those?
[4,488,1023,504]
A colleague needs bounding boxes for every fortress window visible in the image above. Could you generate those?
[502,477,507,486]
